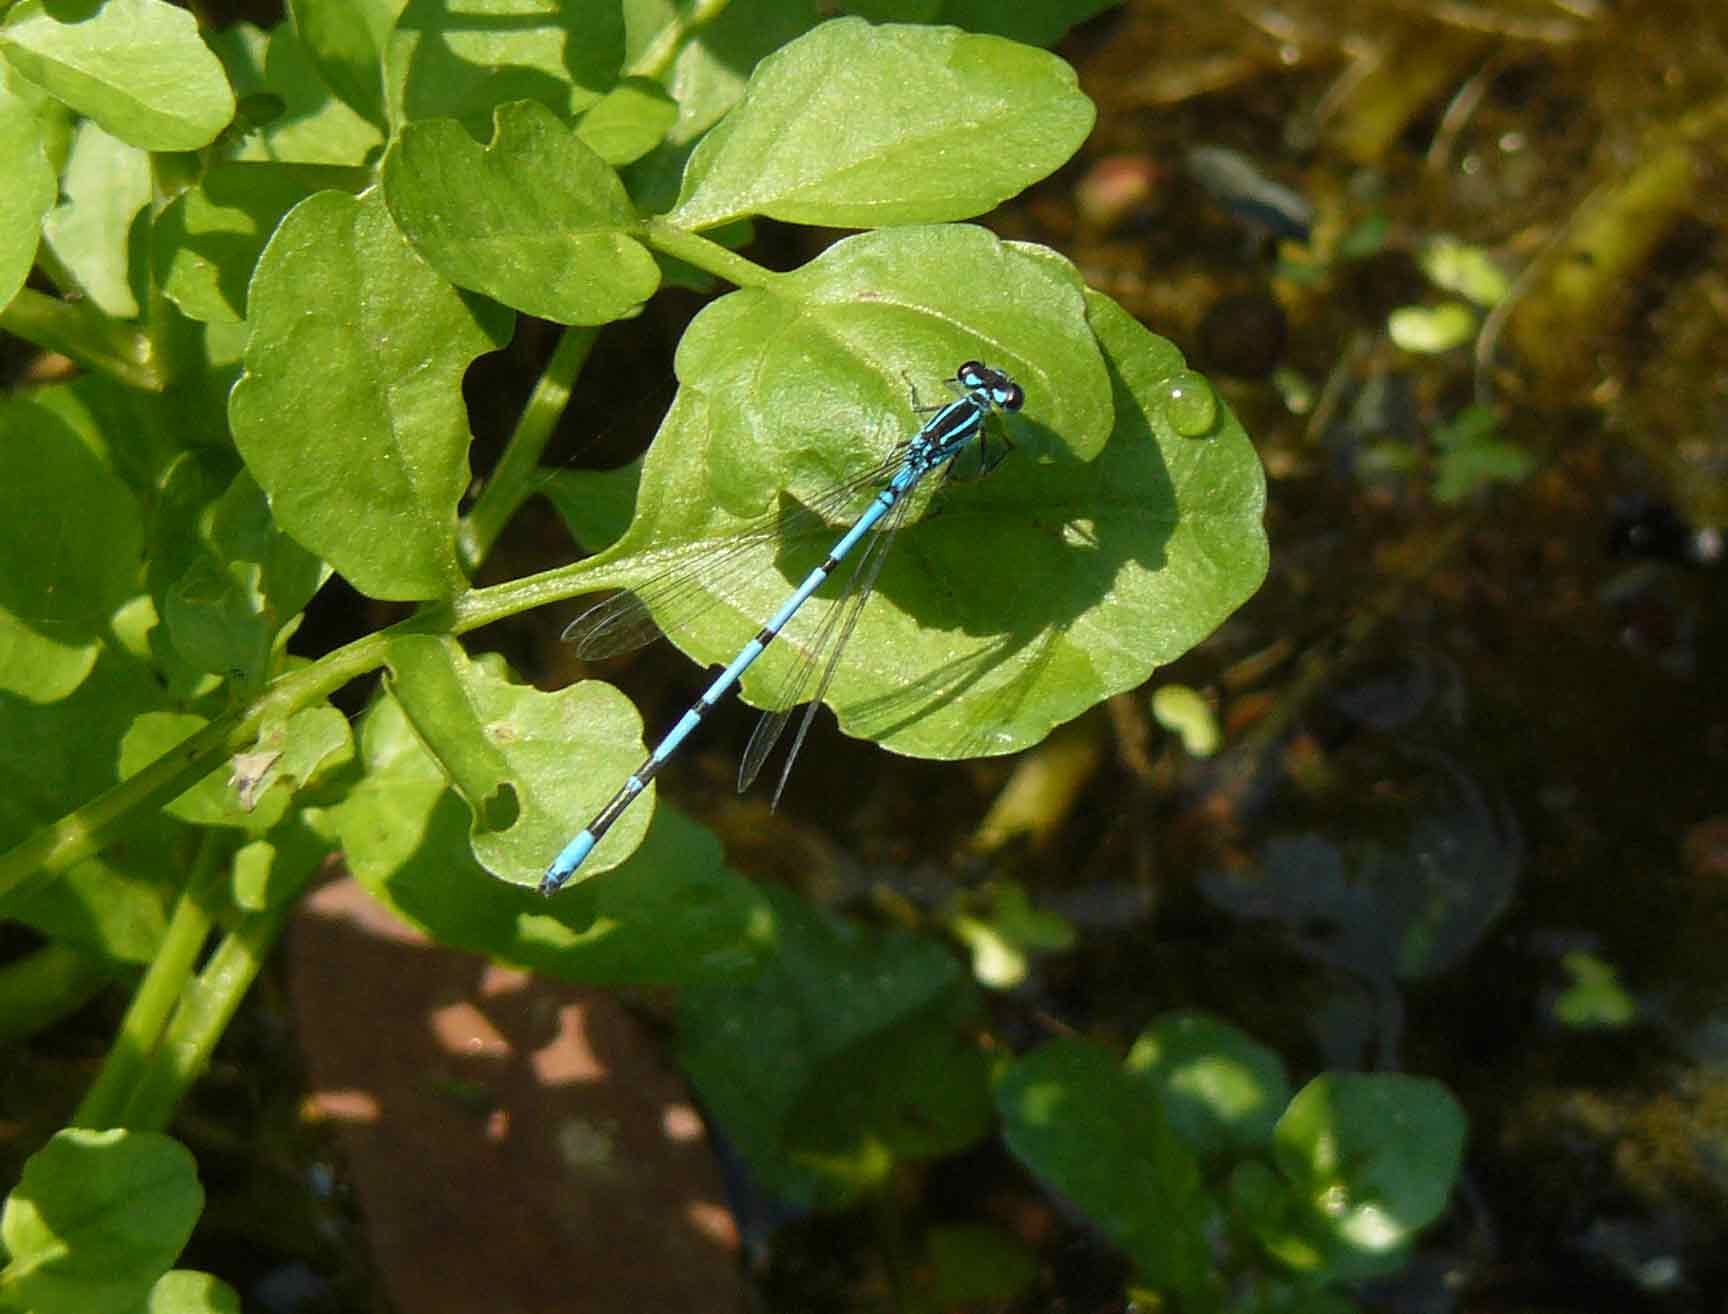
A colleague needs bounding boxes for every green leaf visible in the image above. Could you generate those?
[0,1128,203,1314]
[668,18,1095,230]
[286,0,401,129]
[161,469,329,683]
[1230,1158,1321,1272]
[1150,683,1220,756]
[0,647,180,963]
[1420,234,1509,307]
[570,255,1264,771]
[248,702,355,806]
[0,597,98,709]
[0,397,142,703]
[1553,950,1637,1028]
[1125,1011,1290,1158]
[154,161,366,324]
[384,0,623,130]
[381,635,524,846]
[620,0,820,205]
[34,347,234,501]
[0,0,234,151]
[539,460,640,555]
[680,885,991,1208]
[1154,681,1223,753]
[1229,1157,1385,1308]
[146,1269,243,1314]
[229,776,348,913]
[113,700,348,840]
[674,226,1111,502]
[306,672,773,984]
[1272,1073,1466,1278]
[138,448,237,637]
[171,472,327,676]
[377,635,642,885]
[576,75,676,166]
[0,63,57,309]
[208,21,385,166]
[1387,301,1476,353]
[1431,405,1533,503]
[997,1037,1218,1301]
[382,99,659,325]
[947,881,1074,989]
[228,188,512,601]
[40,117,149,318]
[118,712,263,830]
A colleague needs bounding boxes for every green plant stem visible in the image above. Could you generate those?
[642,217,776,285]
[458,324,598,570]
[0,288,165,392]
[31,236,83,299]
[120,898,295,1132]
[73,835,228,1130]
[0,639,399,898]
[0,555,622,896]
[626,0,735,80]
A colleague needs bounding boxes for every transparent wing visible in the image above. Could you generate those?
[561,444,909,660]
[737,485,917,804]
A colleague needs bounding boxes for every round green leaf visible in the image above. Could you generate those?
[564,261,1266,769]
[668,226,1110,526]
[630,0,821,177]
[0,0,234,151]
[147,1269,244,1314]
[576,76,677,166]
[1275,1073,1467,1264]
[996,1038,1216,1298]
[1126,1010,1290,1157]
[162,469,330,683]
[382,99,659,325]
[208,20,385,166]
[120,711,303,833]
[40,117,150,318]
[307,666,772,984]
[0,398,142,702]
[228,189,512,601]
[380,635,653,883]
[1,1128,203,1314]
[0,63,58,309]
[668,17,1096,229]
[0,647,181,962]
[384,0,622,129]
[284,0,396,129]
[155,162,365,324]
[680,885,990,1209]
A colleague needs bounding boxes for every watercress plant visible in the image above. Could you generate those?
[0,3,1316,1308]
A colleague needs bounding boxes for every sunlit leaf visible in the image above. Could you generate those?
[669,18,1094,229]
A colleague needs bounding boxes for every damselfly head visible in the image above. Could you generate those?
[956,360,1024,412]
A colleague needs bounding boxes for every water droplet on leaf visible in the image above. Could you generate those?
[1158,370,1217,437]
